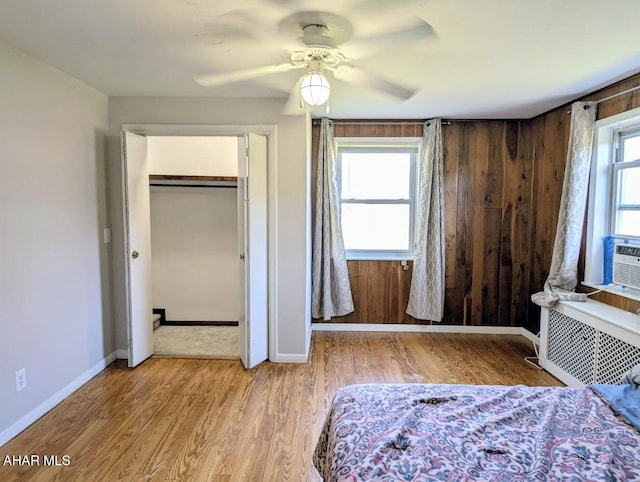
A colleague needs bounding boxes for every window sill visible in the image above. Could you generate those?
[582,281,640,303]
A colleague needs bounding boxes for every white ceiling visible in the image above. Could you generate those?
[1,0,639,119]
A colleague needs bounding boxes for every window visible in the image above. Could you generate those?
[584,106,640,299]
[611,128,640,238]
[335,138,420,259]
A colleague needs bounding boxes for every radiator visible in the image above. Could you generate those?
[540,299,640,387]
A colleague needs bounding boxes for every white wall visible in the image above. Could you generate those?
[0,40,110,443]
[148,136,238,176]
[108,97,311,362]
[275,115,313,360]
[150,187,239,321]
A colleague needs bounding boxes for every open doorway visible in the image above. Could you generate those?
[147,136,240,358]
[121,126,270,369]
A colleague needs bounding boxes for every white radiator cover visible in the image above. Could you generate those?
[540,299,640,387]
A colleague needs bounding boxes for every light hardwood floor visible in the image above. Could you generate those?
[0,332,562,481]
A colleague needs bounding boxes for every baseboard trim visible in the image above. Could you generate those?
[0,351,117,447]
[161,320,239,326]
[115,349,129,360]
[270,353,309,364]
[312,323,527,335]
[520,328,540,344]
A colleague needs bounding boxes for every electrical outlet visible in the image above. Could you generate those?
[15,368,26,392]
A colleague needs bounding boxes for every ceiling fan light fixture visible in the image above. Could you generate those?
[300,71,330,106]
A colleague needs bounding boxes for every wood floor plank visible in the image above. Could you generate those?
[0,332,562,481]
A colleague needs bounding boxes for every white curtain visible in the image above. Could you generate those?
[531,101,597,308]
[407,119,445,321]
[311,118,355,320]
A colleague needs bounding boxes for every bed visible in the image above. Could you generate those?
[313,382,640,481]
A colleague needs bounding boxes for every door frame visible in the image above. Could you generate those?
[121,123,278,364]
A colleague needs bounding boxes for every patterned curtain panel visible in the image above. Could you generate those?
[311,118,355,320]
[407,119,445,321]
[531,101,597,308]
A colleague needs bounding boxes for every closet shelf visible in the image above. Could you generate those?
[149,175,237,188]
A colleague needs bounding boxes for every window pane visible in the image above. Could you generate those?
[615,210,640,237]
[341,152,410,199]
[341,204,410,250]
[622,135,640,163]
[618,166,640,205]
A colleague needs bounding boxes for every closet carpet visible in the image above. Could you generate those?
[153,325,239,358]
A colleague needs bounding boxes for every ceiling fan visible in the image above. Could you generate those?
[193,10,435,114]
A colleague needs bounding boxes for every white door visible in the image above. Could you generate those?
[238,133,269,369]
[122,131,154,367]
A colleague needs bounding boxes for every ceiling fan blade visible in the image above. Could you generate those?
[282,75,307,116]
[333,66,416,100]
[194,63,299,87]
[218,9,305,50]
[341,18,435,59]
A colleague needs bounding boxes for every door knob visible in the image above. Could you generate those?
[132,250,139,259]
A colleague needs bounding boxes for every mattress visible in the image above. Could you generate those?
[313,383,640,481]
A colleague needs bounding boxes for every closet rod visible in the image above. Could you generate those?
[149,175,237,189]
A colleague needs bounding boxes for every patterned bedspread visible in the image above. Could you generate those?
[313,384,640,481]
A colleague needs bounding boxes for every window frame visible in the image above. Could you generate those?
[610,127,640,240]
[335,137,421,260]
[584,106,640,300]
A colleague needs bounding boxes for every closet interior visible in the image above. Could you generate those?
[147,135,240,358]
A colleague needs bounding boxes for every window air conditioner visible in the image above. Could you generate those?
[612,244,640,291]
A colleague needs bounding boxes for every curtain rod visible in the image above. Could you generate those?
[312,120,451,125]
[594,84,640,105]
[567,84,640,114]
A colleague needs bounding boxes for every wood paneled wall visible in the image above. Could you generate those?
[312,72,640,329]
[526,72,640,331]
[442,121,532,327]
[313,120,534,327]
[524,109,571,331]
